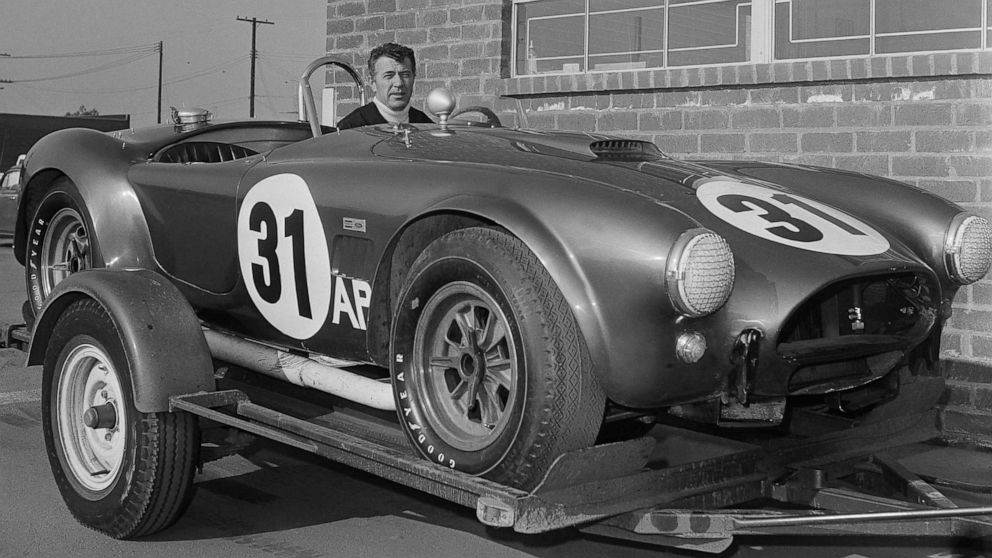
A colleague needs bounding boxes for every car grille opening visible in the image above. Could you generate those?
[779,273,938,394]
[778,273,937,361]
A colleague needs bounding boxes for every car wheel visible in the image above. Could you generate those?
[391,227,605,490]
[25,178,97,316]
[42,298,199,538]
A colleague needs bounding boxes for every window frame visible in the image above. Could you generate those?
[510,0,992,77]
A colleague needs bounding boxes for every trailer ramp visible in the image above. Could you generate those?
[170,388,992,551]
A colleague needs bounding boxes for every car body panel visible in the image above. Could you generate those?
[13,118,971,410]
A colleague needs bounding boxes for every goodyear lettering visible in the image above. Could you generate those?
[396,357,456,468]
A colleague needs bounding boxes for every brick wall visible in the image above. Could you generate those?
[325,0,992,443]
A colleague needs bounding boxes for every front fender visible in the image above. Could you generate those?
[15,128,156,271]
[27,269,214,412]
[411,191,706,404]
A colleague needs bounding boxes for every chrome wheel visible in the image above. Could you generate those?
[40,207,91,297]
[412,282,519,452]
[56,342,126,495]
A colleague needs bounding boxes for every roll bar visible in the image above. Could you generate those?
[298,56,367,137]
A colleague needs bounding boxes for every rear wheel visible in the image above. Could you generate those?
[391,227,605,490]
[25,178,98,315]
[42,299,198,538]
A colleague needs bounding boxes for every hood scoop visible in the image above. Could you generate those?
[589,140,664,161]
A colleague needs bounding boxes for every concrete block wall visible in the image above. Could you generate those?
[325,0,992,442]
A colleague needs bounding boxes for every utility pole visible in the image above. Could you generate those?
[236,16,274,118]
[157,41,163,124]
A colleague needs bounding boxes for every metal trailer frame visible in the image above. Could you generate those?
[3,321,991,552]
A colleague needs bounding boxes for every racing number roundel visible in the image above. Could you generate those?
[697,180,890,256]
[238,174,331,339]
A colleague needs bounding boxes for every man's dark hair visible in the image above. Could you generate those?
[367,42,417,78]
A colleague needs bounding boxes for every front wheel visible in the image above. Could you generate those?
[25,178,98,316]
[42,299,199,538]
[391,228,605,490]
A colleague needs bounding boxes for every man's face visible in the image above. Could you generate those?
[372,56,415,111]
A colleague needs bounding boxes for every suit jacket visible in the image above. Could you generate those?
[336,102,433,130]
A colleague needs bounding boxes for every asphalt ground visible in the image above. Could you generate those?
[0,241,990,557]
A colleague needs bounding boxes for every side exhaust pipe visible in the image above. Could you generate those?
[203,329,396,411]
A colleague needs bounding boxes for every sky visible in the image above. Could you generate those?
[0,1,327,126]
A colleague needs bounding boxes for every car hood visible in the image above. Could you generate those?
[372,125,932,274]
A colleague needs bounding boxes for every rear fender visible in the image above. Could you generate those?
[14,129,155,270]
[27,269,214,413]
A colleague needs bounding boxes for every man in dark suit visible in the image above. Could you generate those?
[337,43,434,130]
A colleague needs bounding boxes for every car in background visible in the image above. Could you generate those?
[0,158,24,241]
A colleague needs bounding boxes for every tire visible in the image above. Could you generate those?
[390,227,605,490]
[42,298,199,538]
[25,178,98,316]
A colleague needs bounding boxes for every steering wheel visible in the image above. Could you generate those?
[449,106,502,128]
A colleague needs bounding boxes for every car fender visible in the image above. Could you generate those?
[27,269,215,413]
[389,192,702,396]
[433,197,611,373]
[15,128,156,270]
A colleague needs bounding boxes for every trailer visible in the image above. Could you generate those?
[4,318,990,553]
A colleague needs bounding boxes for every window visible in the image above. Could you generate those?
[0,167,20,194]
[775,0,988,59]
[511,0,992,76]
[514,0,751,75]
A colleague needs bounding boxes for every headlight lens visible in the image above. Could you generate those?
[945,213,992,285]
[666,229,735,318]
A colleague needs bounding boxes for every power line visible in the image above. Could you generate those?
[2,43,159,60]
[12,55,249,94]
[5,51,158,83]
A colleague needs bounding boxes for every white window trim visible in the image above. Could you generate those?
[511,0,992,77]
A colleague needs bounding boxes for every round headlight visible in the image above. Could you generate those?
[666,229,735,318]
[945,213,992,285]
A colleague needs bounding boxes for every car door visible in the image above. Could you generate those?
[128,156,259,294]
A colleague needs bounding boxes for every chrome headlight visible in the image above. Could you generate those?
[666,229,735,318]
[944,213,992,285]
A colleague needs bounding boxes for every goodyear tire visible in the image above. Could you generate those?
[42,298,199,538]
[25,177,98,316]
[391,227,605,490]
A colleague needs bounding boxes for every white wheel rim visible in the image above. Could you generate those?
[56,343,126,494]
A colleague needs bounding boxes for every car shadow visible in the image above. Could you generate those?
[148,440,675,558]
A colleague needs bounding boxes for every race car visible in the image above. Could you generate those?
[11,55,992,538]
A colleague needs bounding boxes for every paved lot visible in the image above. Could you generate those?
[0,243,989,557]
